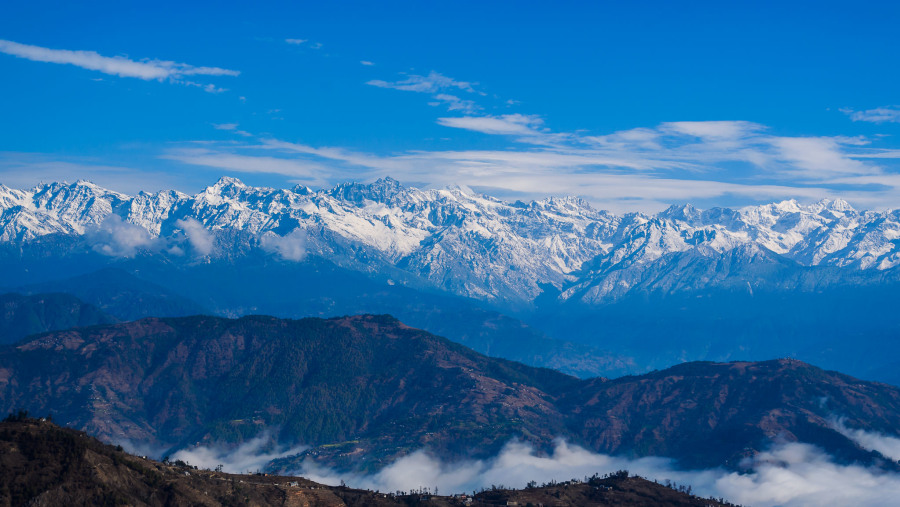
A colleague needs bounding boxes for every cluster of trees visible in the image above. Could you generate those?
[2,410,33,423]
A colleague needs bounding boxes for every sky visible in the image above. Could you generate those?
[2,1,900,212]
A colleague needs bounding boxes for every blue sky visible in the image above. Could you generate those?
[1,1,899,211]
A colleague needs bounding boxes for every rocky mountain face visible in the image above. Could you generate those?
[1,177,898,306]
[2,315,899,473]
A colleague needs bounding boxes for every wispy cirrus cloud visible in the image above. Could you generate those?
[661,120,764,141]
[430,94,480,114]
[285,38,322,49]
[368,70,478,94]
[161,116,892,212]
[181,109,900,211]
[0,39,238,90]
[162,147,332,186]
[212,123,252,137]
[437,114,545,136]
[368,71,487,113]
[771,136,875,178]
[842,106,900,124]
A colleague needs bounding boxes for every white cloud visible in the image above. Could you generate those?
[850,149,900,159]
[831,418,900,461]
[662,121,764,141]
[432,94,480,114]
[87,214,157,257]
[171,432,307,474]
[162,148,330,185]
[260,229,307,261]
[585,127,663,150]
[212,123,252,137]
[711,443,900,507]
[175,217,215,256]
[0,39,239,85]
[257,139,415,173]
[771,137,875,177]
[286,39,322,50]
[360,60,375,66]
[162,113,900,213]
[367,71,478,94]
[437,114,544,136]
[287,439,900,506]
[366,70,497,113]
[183,81,229,94]
[842,106,900,124]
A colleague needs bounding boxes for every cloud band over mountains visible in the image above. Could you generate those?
[156,116,900,212]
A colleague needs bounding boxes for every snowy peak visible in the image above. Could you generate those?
[202,176,256,199]
[328,177,409,206]
[659,203,702,224]
[209,176,248,190]
[810,198,856,215]
[0,178,898,304]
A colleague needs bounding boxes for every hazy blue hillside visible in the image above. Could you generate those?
[0,292,116,344]
[534,283,900,385]
[3,314,900,474]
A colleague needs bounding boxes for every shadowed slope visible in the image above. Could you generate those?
[1,314,899,472]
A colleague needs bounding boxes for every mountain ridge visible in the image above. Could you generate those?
[3,313,900,473]
[2,177,899,306]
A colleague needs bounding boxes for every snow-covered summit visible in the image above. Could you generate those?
[0,177,898,303]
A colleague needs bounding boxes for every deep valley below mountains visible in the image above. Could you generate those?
[2,313,899,473]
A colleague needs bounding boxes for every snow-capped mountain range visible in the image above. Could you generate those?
[1,177,899,305]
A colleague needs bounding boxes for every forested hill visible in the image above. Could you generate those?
[0,416,738,506]
[2,314,900,472]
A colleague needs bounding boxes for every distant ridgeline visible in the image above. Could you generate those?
[1,313,899,475]
[1,177,899,384]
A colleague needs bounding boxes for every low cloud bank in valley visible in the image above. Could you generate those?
[169,433,308,474]
[106,415,900,507]
[159,434,900,507]
[111,420,900,506]
[294,439,900,506]
[831,416,900,462]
